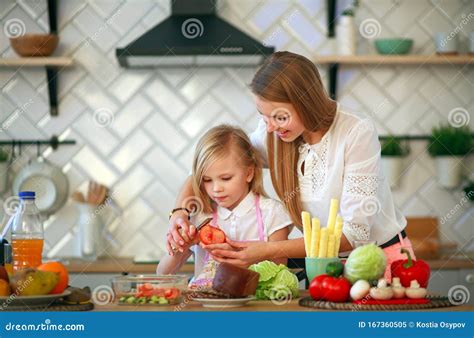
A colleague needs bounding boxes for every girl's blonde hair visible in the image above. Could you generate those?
[191,124,267,214]
[250,51,337,227]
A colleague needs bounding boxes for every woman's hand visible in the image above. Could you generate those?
[207,238,272,268]
[166,211,197,255]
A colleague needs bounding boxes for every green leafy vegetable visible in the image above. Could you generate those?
[249,261,299,300]
[343,244,386,284]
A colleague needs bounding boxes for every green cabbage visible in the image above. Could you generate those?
[249,261,299,300]
[248,260,284,282]
[343,244,386,284]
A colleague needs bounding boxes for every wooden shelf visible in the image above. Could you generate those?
[0,57,73,67]
[314,54,474,65]
[318,54,474,99]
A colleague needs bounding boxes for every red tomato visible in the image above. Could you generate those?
[309,275,329,300]
[309,274,351,303]
[199,225,226,245]
[320,276,351,303]
[164,288,180,300]
[152,288,165,297]
[137,283,155,297]
[139,283,153,291]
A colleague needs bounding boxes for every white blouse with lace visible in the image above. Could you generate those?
[250,103,407,247]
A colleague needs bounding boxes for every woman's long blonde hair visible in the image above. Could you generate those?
[250,51,337,227]
[191,124,267,214]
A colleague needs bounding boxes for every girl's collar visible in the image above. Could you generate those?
[216,191,257,220]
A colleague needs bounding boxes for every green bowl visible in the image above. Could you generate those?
[305,257,341,283]
[374,38,413,55]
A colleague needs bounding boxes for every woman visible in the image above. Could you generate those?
[166,51,415,280]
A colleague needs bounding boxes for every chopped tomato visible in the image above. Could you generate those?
[138,283,153,292]
[164,288,180,300]
[152,288,165,297]
[199,225,226,245]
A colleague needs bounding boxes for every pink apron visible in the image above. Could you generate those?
[382,232,417,282]
[188,195,265,289]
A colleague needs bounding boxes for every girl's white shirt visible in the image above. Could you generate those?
[250,103,406,247]
[190,192,292,276]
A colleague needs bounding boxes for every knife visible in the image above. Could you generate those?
[195,217,213,231]
[170,217,213,254]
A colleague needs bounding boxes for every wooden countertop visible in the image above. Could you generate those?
[94,290,474,312]
[64,256,474,274]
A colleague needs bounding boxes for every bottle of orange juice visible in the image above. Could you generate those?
[11,191,44,273]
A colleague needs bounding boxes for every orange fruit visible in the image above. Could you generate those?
[0,266,9,283]
[37,261,69,294]
[0,279,11,296]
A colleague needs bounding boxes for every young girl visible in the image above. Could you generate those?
[157,125,292,288]
[166,52,417,282]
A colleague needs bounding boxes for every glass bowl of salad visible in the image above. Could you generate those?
[111,275,188,305]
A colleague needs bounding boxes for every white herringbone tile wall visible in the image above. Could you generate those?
[1,0,473,260]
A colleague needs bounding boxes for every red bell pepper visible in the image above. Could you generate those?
[391,248,430,288]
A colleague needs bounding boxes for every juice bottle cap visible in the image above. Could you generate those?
[19,191,35,199]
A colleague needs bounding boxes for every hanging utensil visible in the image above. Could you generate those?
[12,144,69,217]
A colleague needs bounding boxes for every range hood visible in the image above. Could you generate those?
[116,0,274,68]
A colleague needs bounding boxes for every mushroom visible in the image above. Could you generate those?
[405,280,427,299]
[369,278,394,300]
[391,277,406,299]
[350,280,371,301]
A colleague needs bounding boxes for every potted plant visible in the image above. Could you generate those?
[428,125,473,189]
[336,0,359,55]
[381,136,409,189]
[0,148,9,193]
[463,181,474,203]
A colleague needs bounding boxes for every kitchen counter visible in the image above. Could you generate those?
[64,256,474,274]
[94,291,474,312]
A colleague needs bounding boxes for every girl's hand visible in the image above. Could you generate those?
[166,212,197,255]
[208,238,271,268]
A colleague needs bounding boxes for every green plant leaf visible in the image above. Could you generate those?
[428,125,473,156]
